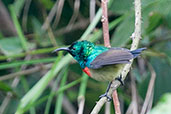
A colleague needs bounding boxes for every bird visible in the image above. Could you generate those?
[53,40,146,100]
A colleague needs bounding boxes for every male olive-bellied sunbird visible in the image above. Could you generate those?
[53,40,146,100]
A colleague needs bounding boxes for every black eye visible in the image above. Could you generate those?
[72,47,76,50]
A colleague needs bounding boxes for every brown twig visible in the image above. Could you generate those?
[41,1,59,31]
[131,72,138,114]
[91,0,142,113]
[0,1,17,36]
[66,0,80,31]
[55,19,89,36]
[0,64,52,81]
[125,101,133,114]
[26,19,89,39]
[112,90,121,114]
[101,0,110,48]
[91,0,121,114]
[101,0,121,113]
[52,0,65,28]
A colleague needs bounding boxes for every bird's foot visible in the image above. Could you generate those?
[99,92,112,102]
[115,75,124,86]
[99,82,112,102]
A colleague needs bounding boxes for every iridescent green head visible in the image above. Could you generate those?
[68,40,95,57]
[53,40,95,68]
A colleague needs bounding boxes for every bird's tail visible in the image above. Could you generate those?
[130,47,146,58]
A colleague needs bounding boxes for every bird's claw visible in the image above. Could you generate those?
[99,93,112,102]
[115,75,124,86]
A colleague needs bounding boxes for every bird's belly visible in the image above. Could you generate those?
[90,64,124,82]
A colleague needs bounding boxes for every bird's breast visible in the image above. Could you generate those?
[89,64,124,82]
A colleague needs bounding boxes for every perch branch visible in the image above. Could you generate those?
[91,0,142,113]
[91,0,121,114]
[101,0,121,113]
[101,0,110,48]
[112,90,121,114]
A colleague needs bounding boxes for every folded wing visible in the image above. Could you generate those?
[89,48,134,69]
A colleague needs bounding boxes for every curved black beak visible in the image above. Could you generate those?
[52,47,70,53]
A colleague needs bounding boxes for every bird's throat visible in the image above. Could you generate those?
[83,67,91,77]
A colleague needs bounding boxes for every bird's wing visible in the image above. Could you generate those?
[89,49,133,69]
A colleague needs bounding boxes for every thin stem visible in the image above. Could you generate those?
[77,73,89,114]
[41,1,58,30]
[52,0,65,28]
[112,91,121,114]
[91,0,121,114]
[44,65,63,114]
[0,47,57,61]
[54,67,68,114]
[66,0,80,31]
[0,64,51,81]
[140,63,156,114]
[130,72,138,114]
[9,5,28,51]
[101,0,110,48]
[105,102,111,114]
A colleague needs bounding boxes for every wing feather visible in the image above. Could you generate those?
[90,49,133,69]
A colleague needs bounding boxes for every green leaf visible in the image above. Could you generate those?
[44,66,63,114]
[39,0,54,10]
[165,12,171,28]
[150,57,171,103]
[155,0,171,29]
[9,5,29,51]
[0,47,56,61]
[0,57,56,69]
[78,73,88,97]
[149,93,171,114]
[54,67,68,114]
[15,55,72,114]
[32,17,50,47]
[0,37,23,56]
[13,0,25,16]
[32,17,43,43]
[27,78,82,111]
[111,13,134,47]
[146,12,163,34]
[109,0,134,14]
[111,0,171,47]
[154,0,171,16]
[0,81,13,92]
[143,0,171,29]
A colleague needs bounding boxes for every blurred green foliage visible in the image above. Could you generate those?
[0,0,170,114]
[0,37,23,55]
[149,93,171,114]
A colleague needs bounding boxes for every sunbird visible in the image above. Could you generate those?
[53,40,145,100]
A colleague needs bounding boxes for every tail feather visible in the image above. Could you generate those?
[131,47,146,58]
